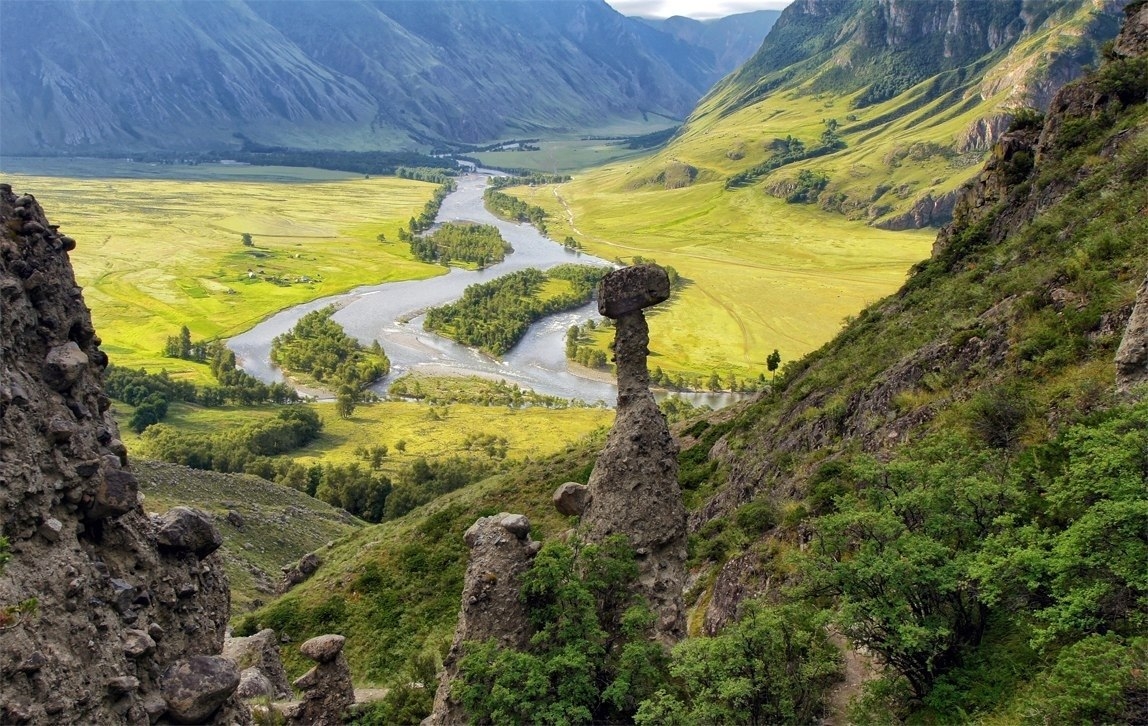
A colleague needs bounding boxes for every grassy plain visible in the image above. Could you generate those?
[2,167,441,381]
[469,116,678,173]
[514,176,934,381]
[120,399,613,481]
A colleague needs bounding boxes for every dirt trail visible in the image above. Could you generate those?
[823,631,881,724]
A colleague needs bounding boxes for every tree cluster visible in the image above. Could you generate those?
[725,120,846,190]
[488,173,572,190]
[408,222,511,268]
[388,374,590,409]
[426,265,608,356]
[565,320,610,369]
[397,180,456,239]
[483,188,549,233]
[106,347,298,433]
[270,305,390,394]
[395,167,456,184]
[791,402,1148,720]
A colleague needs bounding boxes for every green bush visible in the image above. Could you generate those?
[1021,635,1147,723]
[635,601,842,726]
[455,537,666,724]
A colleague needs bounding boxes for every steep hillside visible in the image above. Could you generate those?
[238,5,1147,722]
[681,4,1148,718]
[0,0,718,154]
[639,10,783,77]
[625,0,1128,229]
[134,461,362,614]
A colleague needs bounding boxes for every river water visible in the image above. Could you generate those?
[229,173,743,408]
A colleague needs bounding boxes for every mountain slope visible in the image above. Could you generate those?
[0,0,721,154]
[639,10,783,77]
[624,0,1128,228]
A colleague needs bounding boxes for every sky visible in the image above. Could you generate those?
[608,0,792,20]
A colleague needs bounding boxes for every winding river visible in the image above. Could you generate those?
[229,173,743,408]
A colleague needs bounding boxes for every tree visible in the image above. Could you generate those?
[242,233,254,247]
[178,325,192,360]
[336,386,357,419]
[766,349,781,380]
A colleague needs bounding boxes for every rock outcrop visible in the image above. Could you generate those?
[0,185,248,724]
[222,628,292,699]
[1116,271,1148,394]
[277,550,321,593]
[286,634,355,726]
[426,513,540,725]
[578,265,688,643]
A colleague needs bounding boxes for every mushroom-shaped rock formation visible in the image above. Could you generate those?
[579,264,688,643]
[286,634,355,726]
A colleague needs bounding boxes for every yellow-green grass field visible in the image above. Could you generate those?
[469,115,679,173]
[514,174,934,381]
[473,138,652,174]
[2,169,442,381]
[119,399,614,479]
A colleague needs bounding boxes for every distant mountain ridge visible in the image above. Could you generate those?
[0,0,735,155]
[638,10,783,77]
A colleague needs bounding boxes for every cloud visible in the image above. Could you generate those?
[609,0,792,20]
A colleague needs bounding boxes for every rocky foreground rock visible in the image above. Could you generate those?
[426,513,540,724]
[286,634,355,726]
[0,185,248,723]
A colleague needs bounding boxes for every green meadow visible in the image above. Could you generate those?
[512,175,934,381]
[4,169,441,381]
[120,399,614,480]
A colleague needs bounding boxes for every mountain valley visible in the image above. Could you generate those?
[1,0,1146,724]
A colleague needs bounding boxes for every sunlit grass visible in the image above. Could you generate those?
[3,170,442,381]
[120,398,614,481]
[514,176,934,380]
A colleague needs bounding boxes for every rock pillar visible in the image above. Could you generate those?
[577,264,688,643]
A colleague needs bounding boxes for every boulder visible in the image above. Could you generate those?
[123,629,156,659]
[235,668,274,700]
[300,634,345,663]
[553,482,592,516]
[155,506,223,558]
[84,467,139,521]
[597,264,670,319]
[43,341,87,391]
[161,656,240,724]
[222,628,291,699]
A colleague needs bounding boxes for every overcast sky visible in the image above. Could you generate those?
[608,0,792,20]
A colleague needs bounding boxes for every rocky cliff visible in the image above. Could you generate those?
[0,186,247,724]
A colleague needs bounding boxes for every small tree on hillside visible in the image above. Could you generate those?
[242,233,254,247]
[767,349,781,380]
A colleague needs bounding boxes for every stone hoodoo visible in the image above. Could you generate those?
[222,628,292,699]
[1116,271,1148,394]
[576,264,688,643]
[426,512,540,725]
[0,185,248,724]
[285,634,355,726]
